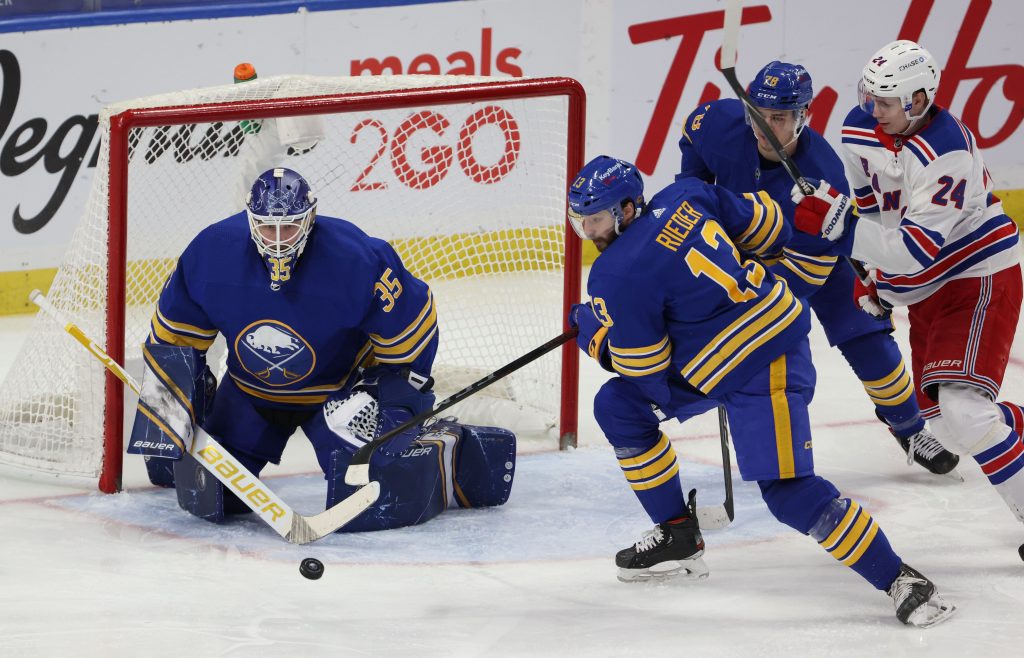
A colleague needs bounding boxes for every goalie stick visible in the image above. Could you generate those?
[718,0,888,318]
[345,327,581,487]
[343,325,737,529]
[29,290,379,544]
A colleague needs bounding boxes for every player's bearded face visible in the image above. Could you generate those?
[569,209,617,251]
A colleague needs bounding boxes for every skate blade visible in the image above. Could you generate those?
[937,468,965,483]
[617,557,709,583]
[906,598,957,629]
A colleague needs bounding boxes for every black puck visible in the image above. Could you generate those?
[299,557,324,580]
[1019,544,1024,563]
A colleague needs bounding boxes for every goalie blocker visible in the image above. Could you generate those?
[130,344,517,531]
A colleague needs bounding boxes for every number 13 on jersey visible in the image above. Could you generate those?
[685,221,766,303]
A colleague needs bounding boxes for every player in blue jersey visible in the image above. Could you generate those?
[129,167,516,531]
[677,61,958,477]
[568,155,953,627]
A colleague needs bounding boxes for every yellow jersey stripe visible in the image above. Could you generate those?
[683,283,803,392]
[779,258,830,286]
[155,307,218,338]
[149,320,215,351]
[609,335,670,356]
[373,324,438,364]
[370,291,435,349]
[770,355,795,478]
[611,340,673,369]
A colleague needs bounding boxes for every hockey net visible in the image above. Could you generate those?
[0,75,584,492]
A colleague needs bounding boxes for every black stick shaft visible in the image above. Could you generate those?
[350,327,579,467]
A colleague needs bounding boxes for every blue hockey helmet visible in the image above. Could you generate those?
[246,167,317,258]
[748,61,814,110]
[567,156,645,241]
[746,61,814,141]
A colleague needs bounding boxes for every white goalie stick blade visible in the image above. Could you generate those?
[288,481,381,544]
[720,0,741,70]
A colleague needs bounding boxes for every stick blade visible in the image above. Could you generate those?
[697,505,734,530]
[290,481,381,543]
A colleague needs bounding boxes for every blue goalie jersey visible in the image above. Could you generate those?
[148,213,438,408]
[588,177,810,406]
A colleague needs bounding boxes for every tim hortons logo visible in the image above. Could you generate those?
[195,444,287,523]
[626,0,1023,174]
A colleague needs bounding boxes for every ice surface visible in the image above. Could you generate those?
[2,296,1024,657]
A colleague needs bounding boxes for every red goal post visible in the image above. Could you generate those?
[0,75,585,493]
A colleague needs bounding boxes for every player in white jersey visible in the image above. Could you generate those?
[791,40,1024,556]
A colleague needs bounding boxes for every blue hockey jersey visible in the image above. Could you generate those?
[587,177,810,406]
[148,213,438,408]
[678,99,850,299]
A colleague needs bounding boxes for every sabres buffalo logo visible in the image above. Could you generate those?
[235,320,316,386]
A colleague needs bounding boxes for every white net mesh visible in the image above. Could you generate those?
[0,74,580,486]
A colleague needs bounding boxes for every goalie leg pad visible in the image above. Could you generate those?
[172,450,225,524]
[144,455,176,488]
[324,442,446,532]
[430,420,516,508]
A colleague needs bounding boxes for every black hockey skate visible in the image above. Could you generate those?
[887,563,956,628]
[894,428,962,479]
[616,489,708,583]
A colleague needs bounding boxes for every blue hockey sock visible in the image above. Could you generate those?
[809,497,902,591]
[838,333,921,437]
[615,433,686,523]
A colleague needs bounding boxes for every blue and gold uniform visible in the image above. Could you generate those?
[149,212,438,473]
[679,97,925,444]
[571,156,905,595]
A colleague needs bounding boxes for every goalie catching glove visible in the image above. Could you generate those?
[323,365,435,459]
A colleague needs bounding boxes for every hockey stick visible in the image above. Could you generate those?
[345,327,580,487]
[695,407,735,529]
[718,0,888,317]
[29,290,379,544]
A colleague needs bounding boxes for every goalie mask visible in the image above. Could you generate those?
[246,167,317,290]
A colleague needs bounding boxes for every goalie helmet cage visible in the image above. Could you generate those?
[0,75,585,493]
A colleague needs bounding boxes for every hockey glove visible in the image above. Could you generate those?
[852,270,890,318]
[569,302,612,371]
[353,365,435,459]
[791,179,853,242]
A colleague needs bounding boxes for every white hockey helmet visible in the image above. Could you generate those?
[858,40,941,120]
